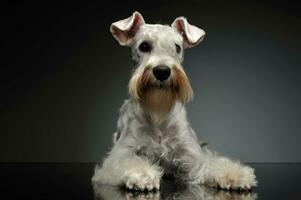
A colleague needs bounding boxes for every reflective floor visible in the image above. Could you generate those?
[1,163,300,199]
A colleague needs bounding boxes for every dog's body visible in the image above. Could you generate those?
[92,11,257,191]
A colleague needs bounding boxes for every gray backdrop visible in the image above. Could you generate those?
[1,1,300,162]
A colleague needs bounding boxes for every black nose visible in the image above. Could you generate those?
[153,66,171,81]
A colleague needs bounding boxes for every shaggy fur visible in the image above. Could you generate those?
[92,11,257,191]
[93,181,257,200]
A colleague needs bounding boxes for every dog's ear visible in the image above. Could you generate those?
[110,11,145,46]
[172,17,205,48]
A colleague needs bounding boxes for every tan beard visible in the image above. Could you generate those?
[140,87,176,122]
[129,65,193,121]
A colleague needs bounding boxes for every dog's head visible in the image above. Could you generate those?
[110,11,205,119]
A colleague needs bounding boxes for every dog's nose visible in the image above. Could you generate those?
[153,66,171,81]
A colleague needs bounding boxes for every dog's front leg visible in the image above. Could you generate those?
[197,150,257,190]
[92,146,162,191]
[172,140,257,190]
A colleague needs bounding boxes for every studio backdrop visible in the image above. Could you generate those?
[1,1,300,162]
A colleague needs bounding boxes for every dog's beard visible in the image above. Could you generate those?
[128,65,193,120]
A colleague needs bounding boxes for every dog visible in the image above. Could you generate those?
[92,11,257,191]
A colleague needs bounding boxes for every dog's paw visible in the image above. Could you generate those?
[122,167,162,191]
[213,159,257,190]
[126,191,160,200]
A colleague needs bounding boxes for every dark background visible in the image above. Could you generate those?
[1,1,300,162]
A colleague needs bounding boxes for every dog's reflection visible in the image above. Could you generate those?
[93,181,257,200]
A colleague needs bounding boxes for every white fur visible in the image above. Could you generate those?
[92,11,257,191]
[93,182,257,200]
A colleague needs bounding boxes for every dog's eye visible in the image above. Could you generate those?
[175,44,181,54]
[139,42,152,52]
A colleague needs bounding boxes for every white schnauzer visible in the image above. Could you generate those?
[92,11,257,191]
